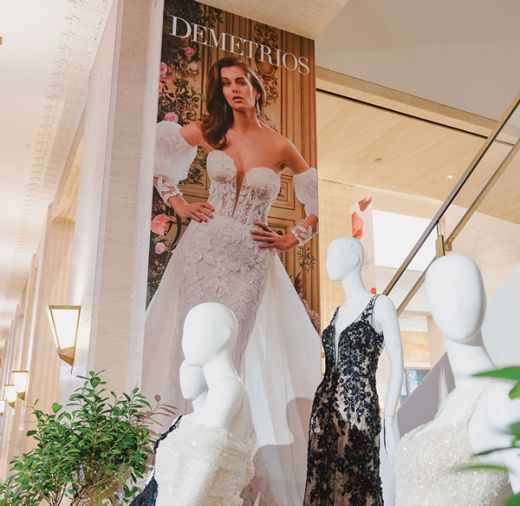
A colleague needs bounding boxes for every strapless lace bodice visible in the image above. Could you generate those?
[206,150,280,226]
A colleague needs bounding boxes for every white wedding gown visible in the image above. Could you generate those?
[155,420,256,506]
[142,121,321,505]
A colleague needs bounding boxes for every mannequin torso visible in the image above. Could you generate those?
[155,303,255,506]
[182,302,253,442]
[304,237,404,505]
[327,237,404,452]
[395,255,518,505]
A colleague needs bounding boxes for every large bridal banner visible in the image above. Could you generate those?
[143,2,321,504]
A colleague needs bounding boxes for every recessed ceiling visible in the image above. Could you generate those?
[317,90,520,224]
[200,0,349,39]
[316,0,520,122]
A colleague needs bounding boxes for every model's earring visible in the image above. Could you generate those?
[224,101,229,113]
[256,98,261,116]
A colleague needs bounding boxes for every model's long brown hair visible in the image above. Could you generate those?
[201,56,267,149]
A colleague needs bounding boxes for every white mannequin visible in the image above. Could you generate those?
[178,360,207,421]
[326,237,404,460]
[181,302,253,442]
[155,303,255,506]
[424,254,520,492]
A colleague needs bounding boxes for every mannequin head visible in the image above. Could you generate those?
[182,302,238,366]
[326,237,364,281]
[425,255,486,344]
[179,360,207,401]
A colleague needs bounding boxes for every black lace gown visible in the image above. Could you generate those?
[304,296,384,506]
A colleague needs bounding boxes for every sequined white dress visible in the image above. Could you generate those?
[395,391,509,505]
[154,420,256,506]
[143,121,321,505]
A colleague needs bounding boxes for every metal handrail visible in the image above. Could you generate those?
[383,91,520,311]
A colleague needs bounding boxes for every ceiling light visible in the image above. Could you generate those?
[447,174,454,180]
[12,370,29,401]
[47,305,81,366]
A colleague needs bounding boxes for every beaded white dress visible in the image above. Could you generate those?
[395,391,509,505]
[143,121,321,505]
[155,420,256,506]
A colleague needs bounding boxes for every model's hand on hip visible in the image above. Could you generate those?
[251,221,298,251]
[175,201,214,222]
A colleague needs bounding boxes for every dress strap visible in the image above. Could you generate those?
[330,307,340,327]
[361,294,379,320]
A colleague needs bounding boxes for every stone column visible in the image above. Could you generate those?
[64,0,163,398]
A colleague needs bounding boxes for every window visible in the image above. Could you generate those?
[401,367,429,404]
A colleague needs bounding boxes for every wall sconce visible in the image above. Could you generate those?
[12,370,29,401]
[0,399,5,416]
[5,385,17,408]
[46,305,81,366]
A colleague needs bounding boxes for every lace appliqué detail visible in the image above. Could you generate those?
[153,175,183,201]
[207,151,280,226]
[293,167,318,217]
[169,151,280,371]
[304,296,384,506]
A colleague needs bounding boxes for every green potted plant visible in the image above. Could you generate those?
[0,371,156,505]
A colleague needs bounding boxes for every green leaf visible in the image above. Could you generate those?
[51,402,62,414]
[505,493,520,506]
[511,422,520,439]
[475,367,520,381]
[509,383,520,400]
[460,463,509,473]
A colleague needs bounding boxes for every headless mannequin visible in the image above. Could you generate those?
[182,302,253,442]
[326,237,404,461]
[424,254,520,491]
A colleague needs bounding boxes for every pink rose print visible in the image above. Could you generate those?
[160,62,168,78]
[188,61,199,73]
[151,214,174,235]
[155,242,169,255]
[163,111,179,122]
[183,46,195,58]
[351,211,363,240]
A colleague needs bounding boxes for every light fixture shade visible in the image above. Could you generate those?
[12,370,29,400]
[5,385,16,408]
[46,305,81,365]
[0,399,5,415]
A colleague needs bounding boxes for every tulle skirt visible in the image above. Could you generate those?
[142,219,321,505]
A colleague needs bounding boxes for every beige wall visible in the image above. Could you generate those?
[0,211,74,477]
[61,0,164,401]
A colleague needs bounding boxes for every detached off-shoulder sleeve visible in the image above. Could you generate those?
[293,167,318,217]
[154,120,198,204]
